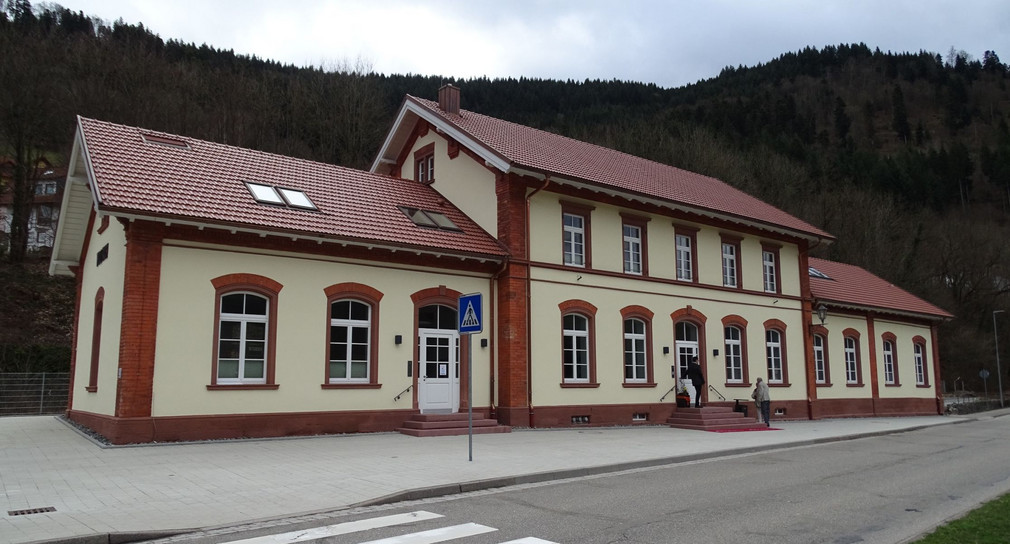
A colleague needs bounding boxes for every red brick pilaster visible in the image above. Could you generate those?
[798,246,817,418]
[495,172,531,426]
[115,220,164,418]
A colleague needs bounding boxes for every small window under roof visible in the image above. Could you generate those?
[141,133,190,149]
[399,206,462,232]
[246,182,317,210]
[809,266,832,280]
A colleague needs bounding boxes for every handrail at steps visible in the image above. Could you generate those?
[708,384,727,401]
[393,384,412,401]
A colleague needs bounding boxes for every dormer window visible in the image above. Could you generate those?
[245,182,317,210]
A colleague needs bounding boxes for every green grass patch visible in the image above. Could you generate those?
[914,493,1010,543]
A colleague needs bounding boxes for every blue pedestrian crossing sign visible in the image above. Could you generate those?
[458,293,483,334]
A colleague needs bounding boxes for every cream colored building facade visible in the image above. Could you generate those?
[52,87,949,444]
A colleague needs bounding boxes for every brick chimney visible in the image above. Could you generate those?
[438,84,460,114]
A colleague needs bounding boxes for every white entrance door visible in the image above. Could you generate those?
[418,330,459,413]
[676,321,700,406]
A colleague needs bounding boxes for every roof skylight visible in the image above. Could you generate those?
[277,187,316,210]
[245,182,317,210]
[399,206,462,232]
[809,267,831,280]
[141,133,190,149]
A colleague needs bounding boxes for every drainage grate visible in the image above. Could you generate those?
[8,506,56,516]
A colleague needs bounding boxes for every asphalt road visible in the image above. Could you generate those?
[245,413,1010,544]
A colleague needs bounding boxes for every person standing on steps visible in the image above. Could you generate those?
[686,356,705,408]
[752,377,771,426]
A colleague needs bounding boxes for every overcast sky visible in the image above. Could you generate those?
[53,0,1010,89]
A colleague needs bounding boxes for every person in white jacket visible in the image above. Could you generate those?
[751,377,771,427]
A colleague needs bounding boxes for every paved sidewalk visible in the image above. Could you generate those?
[0,412,991,544]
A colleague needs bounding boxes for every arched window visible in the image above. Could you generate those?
[624,318,647,382]
[765,329,783,383]
[813,334,828,385]
[217,292,269,384]
[329,300,371,382]
[914,339,929,386]
[676,321,699,379]
[563,314,590,383]
[844,335,861,385]
[724,326,744,383]
[882,333,899,386]
[86,287,105,393]
[210,274,281,389]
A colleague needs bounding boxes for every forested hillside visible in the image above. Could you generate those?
[2,2,1009,392]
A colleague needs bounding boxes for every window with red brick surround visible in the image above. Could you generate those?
[322,283,383,389]
[86,287,105,393]
[560,200,594,269]
[882,332,900,386]
[764,319,789,385]
[811,325,831,386]
[209,274,282,390]
[620,213,650,276]
[560,299,598,387]
[761,242,782,294]
[621,305,655,387]
[673,224,699,283]
[913,335,930,386]
[722,314,749,386]
[720,234,742,289]
[843,328,864,386]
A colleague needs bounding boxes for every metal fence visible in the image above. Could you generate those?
[0,373,70,416]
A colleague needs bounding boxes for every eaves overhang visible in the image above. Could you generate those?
[814,298,953,323]
[98,207,508,265]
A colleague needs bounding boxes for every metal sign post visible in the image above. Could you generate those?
[458,293,483,462]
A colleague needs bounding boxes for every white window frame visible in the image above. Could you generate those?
[762,250,777,293]
[722,242,738,288]
[675,234,693,281]
[563,213,585,267]
[563,314,590,383]
[725,326,743,383]
[329,299,371,383]
[914,343,926,385]
[217,292,269,385]
[766,329,783,383]
[623,225,642,275]
[813,334,826,384]
[882,340,895,385]
[624,318,647,382]
[845,337,859,384]
[675,321,699,379]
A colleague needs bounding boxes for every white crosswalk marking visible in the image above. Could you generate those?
[358,522,497,544]
[222,511,444,544]
[498,539,558,544]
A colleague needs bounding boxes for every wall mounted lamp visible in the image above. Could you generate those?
[815,303,828,325]
[662,346,670,355]
[394,334,402,345]
[480,338,488,348]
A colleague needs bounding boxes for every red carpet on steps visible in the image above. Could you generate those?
[708,427,782,432]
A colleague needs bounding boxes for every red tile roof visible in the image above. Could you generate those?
[408,96,832,241]
[809,257,952,319]
[78,117,506,259]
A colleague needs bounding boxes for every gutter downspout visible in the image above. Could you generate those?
[489,256,509,420]
[803,236,825,421]
[525,175,551,427]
